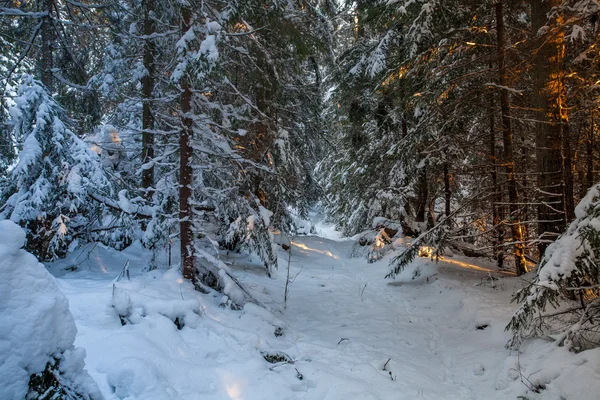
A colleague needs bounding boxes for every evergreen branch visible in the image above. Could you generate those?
[386,187,489,279]
[89,193,153,219]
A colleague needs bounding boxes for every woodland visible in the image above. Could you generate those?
[3,1,600,399]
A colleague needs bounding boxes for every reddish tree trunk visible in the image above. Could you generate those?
[141,0,156,194]
[531,0,568,253]
[587,116,595,191]
[180,6,195,282]
[563,123,575,221]
[496,1,527,275]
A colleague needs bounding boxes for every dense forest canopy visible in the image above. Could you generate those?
[3,0,600,398]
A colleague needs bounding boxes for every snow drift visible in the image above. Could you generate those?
[0,220,101,399]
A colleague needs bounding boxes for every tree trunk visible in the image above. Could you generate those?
[521,131,529,249]
[444,160,451,217]
[587,115,594,191]
[180,6,195,282]
[489,84,504,269]
[354,1,365,42]
[416,166,428,223]
[531,0,567,254]
[41,0,54,91]
[496,1,527,276]
[563,122,575,221]
[141,0,156,194]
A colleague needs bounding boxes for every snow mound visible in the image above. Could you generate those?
[0,220,101,399]
[0,219,26,254]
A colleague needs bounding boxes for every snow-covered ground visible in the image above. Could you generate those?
[41,229,600,400]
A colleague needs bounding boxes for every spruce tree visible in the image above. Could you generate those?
[508,183,600,351]
[0,75,111,260]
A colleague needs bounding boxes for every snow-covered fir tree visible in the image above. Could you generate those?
[0,75,112,261]
[509,184,600,351]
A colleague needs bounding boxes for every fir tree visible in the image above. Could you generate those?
[0,75,111,260]
[508,183,600,351]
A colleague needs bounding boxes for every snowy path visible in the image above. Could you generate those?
[222,235,520,400]
[50,235,525,400]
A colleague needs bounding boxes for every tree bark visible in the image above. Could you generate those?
[531,0,568,253]
[416,166,428,223]
[141,0,156,194]
[521,131,529,248]
[354,1,365,42]
[444,160,451,217]
[496,1,527,275]
[587,115,594,191]
[563,122,575,221]
[41,0,54,91]
[489,83,504,269]
[180,6,195,282]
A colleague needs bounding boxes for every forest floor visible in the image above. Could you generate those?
[48,223,600,400]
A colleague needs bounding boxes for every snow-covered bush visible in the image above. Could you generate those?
[0,220,101,399]
[351,218,402,263]
[351,228,394,263]
[508,184,600,351]
[0,75,111,260]
[218,192,278,276]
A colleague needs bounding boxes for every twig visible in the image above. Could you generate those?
[116,260,130,282]
[383,358,391,371]
[337,337,349,345]
[360,283,367,303]
[284,236,292,309]
[512,350,544,394]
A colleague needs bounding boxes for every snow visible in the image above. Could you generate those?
[536,183,600,287]
[259,205,273,226]
[200,35,219,61]
[32,222,600,399]
[0,220,99,400]
[176,27,195,53]
[11,132,41,176]
[366,31,392,78]
[0,219,26,253]
[118,189,136,214]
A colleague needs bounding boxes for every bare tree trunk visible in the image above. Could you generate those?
[180,6,195,282]
[587,115,595,191]
[141,0,156,194]
[563,122,575,221]
[489,85,504,269]
[521,131,529,250]
[41,0,54,91]
[531,0,567,254]
[353,1,364,42]
[416,167,428,223]
[444,160,451,217]
[496,1,527,275]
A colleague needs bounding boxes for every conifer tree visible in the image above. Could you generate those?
[509,183,600,351]
[0,75,111,260]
